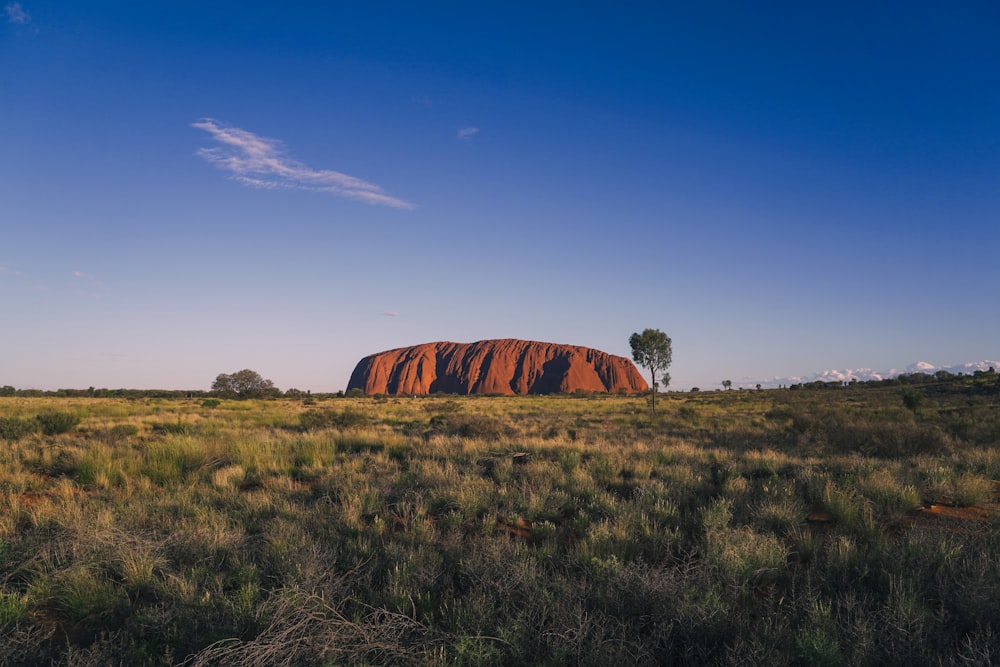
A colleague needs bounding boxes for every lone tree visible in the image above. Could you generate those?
[722,379,732,391]
[211,369,277,399]
[629,328,672,416]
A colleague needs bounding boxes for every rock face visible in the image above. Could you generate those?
[347,339,648,396]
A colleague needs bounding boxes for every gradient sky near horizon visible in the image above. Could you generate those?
[2,1,998,392]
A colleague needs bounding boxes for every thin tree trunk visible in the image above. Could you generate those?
[650,371,655,418]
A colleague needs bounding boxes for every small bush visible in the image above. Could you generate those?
[201,398,221,408]
[428,414,450,432]
[338,408,370,429]
[151,421,190,435]
[298,408,335,431]
[36,411,80,435]
[822,481,867,528]
[298,408,370,431]
[858,469,922,517]
[951,473,993,507]
[109,424,140,440]
[902,391,923,412]
[446,414,514,440]
[0,416,36,440]
[677,405,699,420]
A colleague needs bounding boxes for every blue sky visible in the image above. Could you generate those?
[2,1,998,391]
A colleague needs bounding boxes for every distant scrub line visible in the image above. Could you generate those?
[1,365,995,399]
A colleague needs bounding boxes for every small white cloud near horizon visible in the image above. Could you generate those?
[457,127,480,141]
[383,311,400,317]
[4,2,29,24]
[192,118,415,210]
[73,270,109,295]
[747,359,1000,389]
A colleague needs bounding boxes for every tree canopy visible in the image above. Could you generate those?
[211,369,277,399]
[629,328,672,416]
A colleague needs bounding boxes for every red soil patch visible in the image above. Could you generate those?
[500,517,533,538]
[806,510,832,524]
[908,481,1000,534]
[917,504,993,522]
[11,474,99,509]
[804,481,1000,535]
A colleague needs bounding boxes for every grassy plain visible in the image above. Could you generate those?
[1,380,999,665]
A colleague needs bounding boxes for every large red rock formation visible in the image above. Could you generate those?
[347,339,648,396]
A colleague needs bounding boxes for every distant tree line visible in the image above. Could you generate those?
[788,367,998,394]
[0,386,209,399]
[0,370,346,400]
[3,367,995,399]
[0,387,354,400]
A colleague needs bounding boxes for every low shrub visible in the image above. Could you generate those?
[427,414,450,432]
[446,414,514,440]
[0,416,36,440]
[298,408,370,431]
[337,408,370,430]
[151,421,190,435]
[298,409,335,431]
[822,481,868,528]
[109,423,140,440]
[951,473,993,507]
[36,411,81,435]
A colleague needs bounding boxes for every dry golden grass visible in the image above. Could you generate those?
[0,385,997,665]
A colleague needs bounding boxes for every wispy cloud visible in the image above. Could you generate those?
[192,118,415,209]
[383,311,400,317]
[0,265,23,277]
[73,270,109,298]
[4,2,30,24]
[457,126,480,141]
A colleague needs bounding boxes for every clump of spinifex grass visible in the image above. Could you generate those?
[0,388,998,665]
[950,473,995,508]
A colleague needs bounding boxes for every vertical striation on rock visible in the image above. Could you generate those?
[347,339,648,395]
